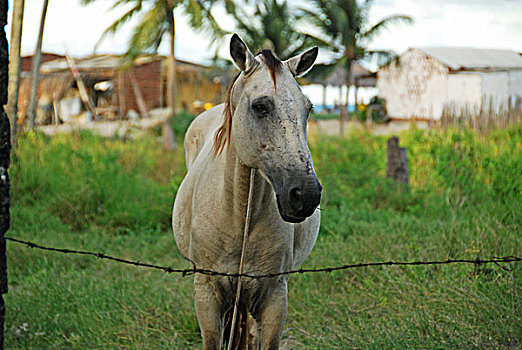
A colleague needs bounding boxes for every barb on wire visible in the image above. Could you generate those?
[5,236,522,279]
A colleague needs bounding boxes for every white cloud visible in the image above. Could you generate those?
[367,0,522,53]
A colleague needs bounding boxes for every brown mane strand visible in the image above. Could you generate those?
[213,73,240,156]
[260,49,282,88]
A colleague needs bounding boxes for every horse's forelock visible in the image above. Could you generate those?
[259,49,282,88]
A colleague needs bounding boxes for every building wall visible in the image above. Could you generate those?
[377,49,449,119]
[446,73,483,114]
[162,61,223,113]
[116,60,162,115]
[508,70,522,100]
[481,72,509,110]
[177,78,222,112]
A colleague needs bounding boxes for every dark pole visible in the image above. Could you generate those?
[0,0,12,348]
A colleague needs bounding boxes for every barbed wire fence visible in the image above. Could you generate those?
[6,236,521,279]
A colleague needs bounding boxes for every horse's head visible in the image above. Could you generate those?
[216,34,322,223]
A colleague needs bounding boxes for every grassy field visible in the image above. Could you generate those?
[5,123,521,349]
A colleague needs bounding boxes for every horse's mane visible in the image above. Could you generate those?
[213,50,282,156]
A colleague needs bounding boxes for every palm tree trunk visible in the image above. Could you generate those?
[162,6,176,150]
[338,86,343,135]
[7,0,25,147]
[354,84,358,111]
[27,0,49,130]
[342,59,352,137]
[322,84,327,113]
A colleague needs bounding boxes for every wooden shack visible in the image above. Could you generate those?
[17,54,224,125]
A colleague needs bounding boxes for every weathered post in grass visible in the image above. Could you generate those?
[386,136,409,185]
[0,1,11,347]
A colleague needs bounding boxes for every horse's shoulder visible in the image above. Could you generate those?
[184,104,226,170]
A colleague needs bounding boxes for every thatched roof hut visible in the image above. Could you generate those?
[303,61,376,110]
[305,62,376,87]
[18,72,77,124]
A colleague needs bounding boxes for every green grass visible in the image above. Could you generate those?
[5,124,521,349]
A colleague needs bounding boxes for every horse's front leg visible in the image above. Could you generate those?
[194,275,226,350]
[254,282,288,350]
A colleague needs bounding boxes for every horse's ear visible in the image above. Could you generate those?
[230,33,256,72]
[285,47,319,77]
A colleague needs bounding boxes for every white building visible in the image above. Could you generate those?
[377,48,522,120]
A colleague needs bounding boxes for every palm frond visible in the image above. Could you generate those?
[95,1,143,44]
[362,49,397,67]
[182,0,228,46]
[110,0,140,10]
[361,15,413,41]
[120,2,170,67]
[296,9,342,50]
[303,61,341,82]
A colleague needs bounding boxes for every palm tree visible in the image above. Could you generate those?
[225,0,316,60]
[300,0,412,133]
[81,0,224,149]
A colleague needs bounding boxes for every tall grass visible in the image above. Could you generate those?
[5,123,521,349]
[440,97,522,134]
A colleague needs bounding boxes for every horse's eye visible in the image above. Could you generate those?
[251,96,273,118]
[252,102,269,117]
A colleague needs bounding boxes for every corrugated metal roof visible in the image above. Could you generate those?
[40,54,162,73]
[417,47,522,71]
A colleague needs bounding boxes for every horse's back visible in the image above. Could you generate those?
[184,104,225,170]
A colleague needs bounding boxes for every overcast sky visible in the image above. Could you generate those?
[6,0,522,104]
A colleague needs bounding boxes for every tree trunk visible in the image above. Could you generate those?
[7,0,25,147]
[342,59,353,137]
[27,0,49,130]
[162,7,176,150]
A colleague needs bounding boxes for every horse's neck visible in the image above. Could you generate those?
[221,145,271,222]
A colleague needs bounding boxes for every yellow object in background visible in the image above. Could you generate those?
[204,102,214,110]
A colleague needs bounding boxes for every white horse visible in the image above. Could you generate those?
[172,34,321,350]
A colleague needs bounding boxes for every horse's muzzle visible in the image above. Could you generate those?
[276,175,322,223]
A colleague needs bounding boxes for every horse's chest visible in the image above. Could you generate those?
[190,217,293,273]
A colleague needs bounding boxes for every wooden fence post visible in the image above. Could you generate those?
[1,1,11,347]
[386,136,409,185]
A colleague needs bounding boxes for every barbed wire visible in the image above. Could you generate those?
[5,236,521,279]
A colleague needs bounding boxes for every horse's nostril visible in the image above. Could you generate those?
[289,187,304,211]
